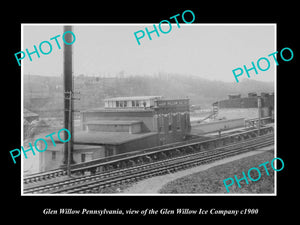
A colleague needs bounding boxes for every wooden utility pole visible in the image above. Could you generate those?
[63,26,74,168]
[257,96,262,136]
[64,91,72,176]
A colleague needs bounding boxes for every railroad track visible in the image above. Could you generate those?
[24,133,273,194]
[23,126,273,186]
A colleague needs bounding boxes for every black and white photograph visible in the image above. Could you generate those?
[21,24,276,195]
[3,5,296,220]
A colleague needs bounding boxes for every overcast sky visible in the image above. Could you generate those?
[22,24,275,83]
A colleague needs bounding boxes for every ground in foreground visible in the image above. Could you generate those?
[159,150,275,194]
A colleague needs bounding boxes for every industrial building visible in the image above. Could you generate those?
[29,93,274,173]
[218,92,274,118]
[191,118,245,135]
[76,96,191,155]
[23,142,103,173]
[31,96,191,172]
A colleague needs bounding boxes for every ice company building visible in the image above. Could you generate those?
[29,96,191,172]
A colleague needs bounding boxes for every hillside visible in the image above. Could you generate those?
[24,73,274,118]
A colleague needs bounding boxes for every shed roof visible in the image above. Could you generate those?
[24,108,39,117]
[73,131,158,145]
[46,143,104,151]
[85,120,142,125]
[105,96,162,101]
[81,107,154,113]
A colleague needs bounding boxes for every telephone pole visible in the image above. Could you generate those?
[257,96,262,136]
[63,25,75,168]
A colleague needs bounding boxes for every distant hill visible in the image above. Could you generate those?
[24,74,274,117]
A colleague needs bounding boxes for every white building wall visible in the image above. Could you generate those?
[192,118,245,134]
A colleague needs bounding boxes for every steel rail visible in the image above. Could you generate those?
[25,126,271,184]
[62,138,274,194]
[24,133,273,194]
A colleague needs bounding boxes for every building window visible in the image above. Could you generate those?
[124,101,127,107]
[120,101,123,107]
[132,101,135,107]
[185,113,190,129]
[105,147,114,157]
[158,126,162,132]
[116,101,119,107]
[51,152,56,160]
[81,154,86,162]
[156,115,163,133]
[158,115,164,133]
[168,113,173,132]
[168,113,172,123]
[177,114,181,131]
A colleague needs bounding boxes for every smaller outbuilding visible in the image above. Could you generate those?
[24,108,39,123]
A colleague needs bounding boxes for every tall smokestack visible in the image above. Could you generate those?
[63,25,74,165]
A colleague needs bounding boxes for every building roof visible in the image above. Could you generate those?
[228,93,241,97]
[46,143,104,151]
[24,108,39,118]
[81,107,154,113]
[73,131,158,145]
[85,120,142,125]
[105,96,162,101]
